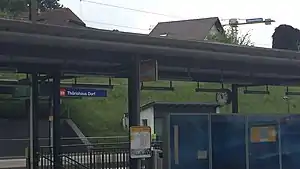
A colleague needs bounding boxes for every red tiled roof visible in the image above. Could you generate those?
[16,8,85,27]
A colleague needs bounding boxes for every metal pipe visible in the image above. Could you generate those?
[0,19,286,59]
[208,114,213,169]
[159,67,300,79]
[30,0,37,23]
[128,56,141,169]
[231,84,238,113]
[173,125,179,165]
[29,73,39,169]
[52,72,61,169]
[245,116,249,169]
[2,31,300,67]
[278,119,283,169]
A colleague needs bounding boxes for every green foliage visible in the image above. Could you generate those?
[0,78,299,137]
[38,0,62,11]
[207,27,254,46]
[0,0,27,16]
[0,0,62,16]
[59,78,300,136]
[0,25,294,137]
[60,28,288,136]
[0,10,12,18]
[0,79,297,136]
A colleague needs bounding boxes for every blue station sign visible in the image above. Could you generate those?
[60,88,107,97]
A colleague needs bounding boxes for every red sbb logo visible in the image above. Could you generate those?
[60,88,66,97]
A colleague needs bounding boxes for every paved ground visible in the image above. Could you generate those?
[0,158,25,168]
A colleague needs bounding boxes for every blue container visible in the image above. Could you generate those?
[280,114,300,169]
[247,115,281,169]
[169,114,209,169]
[211,114,246,169]
[166,114,300,169]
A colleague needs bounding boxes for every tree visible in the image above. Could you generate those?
[0,10,10,18]
[207,27,254,46]
[272,24,300,51]
[38,0,62,12]
[0,0,62,16]
[0,0,27,16]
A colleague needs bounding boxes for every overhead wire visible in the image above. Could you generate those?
[81,0,184,19]
[83,21,272,47]
[79,0,161,31]
[82,20,271,47]
[82,19,272,46]
[78,0,271,47]
[83,20,151,31]
[78,0,230,31]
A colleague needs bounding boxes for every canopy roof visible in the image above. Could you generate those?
[0,19,300,85]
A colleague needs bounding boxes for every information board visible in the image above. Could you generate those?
[250,125,277,143]
[130,126,152,159]
[140,59,158,82]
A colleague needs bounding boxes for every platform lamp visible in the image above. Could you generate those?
[285,86,300,96]
[140,81,175,91]
[70,77,114,89]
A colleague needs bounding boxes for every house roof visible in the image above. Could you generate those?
[140,101,221,111]
[124,101,220,116]
[16,8,85,27]
[149,17,224,41]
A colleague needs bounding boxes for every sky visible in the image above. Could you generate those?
[60,0,300,48]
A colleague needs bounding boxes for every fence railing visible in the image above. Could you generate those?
[0,136,129,159]
[61,154,89,169]
[39,146,130,169]
[0,140,162,168]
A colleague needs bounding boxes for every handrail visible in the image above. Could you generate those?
[39,141,129,149]
[42,154,88,169]
[41,154,65,169]
[39,146,134,169]
[60,154,89,169]
[41,155,54,164]
[0,135,128,141]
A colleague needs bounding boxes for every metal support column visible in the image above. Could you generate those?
[25,99,30,169]
[48,95,53,148]
[52,72,61,169]
[128,56,141,169]
[29,0,37,22]
[231,84,239,113]
[29,73,39,169]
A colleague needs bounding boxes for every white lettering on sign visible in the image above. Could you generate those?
[88,92,96,96]
[63,89,106,97]
[67,91,88,96]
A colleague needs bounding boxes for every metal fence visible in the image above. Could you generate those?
[0,136,162,168]
[0,136,129,159]
[38,141,162,169]
[40,146,130,169]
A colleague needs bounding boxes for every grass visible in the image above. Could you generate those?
[60,77,300,136]
[1,74,300,136]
